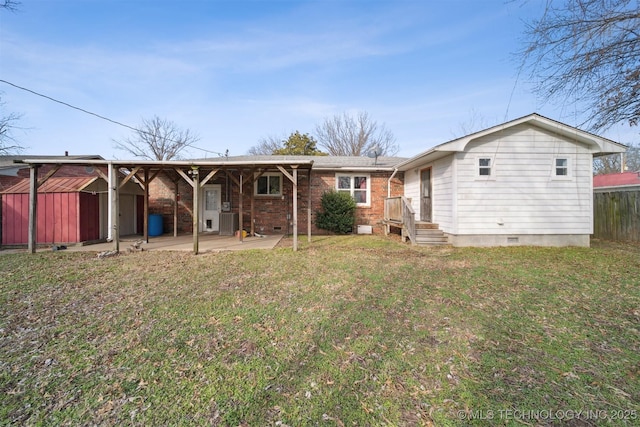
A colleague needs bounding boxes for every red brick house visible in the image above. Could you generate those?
[147,155,406,237]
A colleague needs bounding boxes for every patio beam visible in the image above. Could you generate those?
[119,166,141,188]
[199,168,220,188]
[37,164,62,187]
[175,167,195,188]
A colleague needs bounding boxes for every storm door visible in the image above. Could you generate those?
[420,168,432,222]
[200,184,221,232]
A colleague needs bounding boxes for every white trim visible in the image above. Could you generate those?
[335,173,371,206]
[254,172,283,196]
[552,156,572,180]
[475,156,494,180]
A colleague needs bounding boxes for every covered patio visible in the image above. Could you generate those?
[13,158,314,254]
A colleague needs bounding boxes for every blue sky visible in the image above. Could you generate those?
[0,0,635,160]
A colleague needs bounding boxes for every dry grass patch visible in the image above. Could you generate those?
[1,236,639,426]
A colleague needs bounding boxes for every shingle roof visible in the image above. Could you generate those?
[197,155,408,170]
[1,177,98,194]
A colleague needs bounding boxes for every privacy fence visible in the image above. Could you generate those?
[593,188,640,242]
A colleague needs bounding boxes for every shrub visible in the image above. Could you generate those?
[315,190,356,234]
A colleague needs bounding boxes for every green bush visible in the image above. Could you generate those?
[315,190,356,234]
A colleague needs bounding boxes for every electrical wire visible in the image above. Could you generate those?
[0,78,227,157]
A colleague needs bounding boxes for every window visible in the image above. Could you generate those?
[555,158,568,176]
[255,173,282,196]
[336,174,370,205]
[478,158,492,176]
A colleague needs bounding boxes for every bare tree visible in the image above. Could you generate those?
[247,135,285,155]
[594,141,640,174]
[451,108,492,139]
[519,0,640,131]
[1,1,20,12]
[0,96,24,155]
[113,115,199,161]
[314,111,398,156]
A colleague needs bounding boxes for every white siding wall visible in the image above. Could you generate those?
[455,124,593,235]
[403,154,454,231]
[432,156,454,231]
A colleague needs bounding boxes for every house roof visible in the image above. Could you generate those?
[10,155,406,173]
[395,113,627,171]
[593,171,640,189]
[217,155,408,171]
[2,176,99,194]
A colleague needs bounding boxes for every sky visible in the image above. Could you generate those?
[0,0,636,160]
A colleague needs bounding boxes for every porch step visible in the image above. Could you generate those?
[415,221,439,230]
[414,224,450,246]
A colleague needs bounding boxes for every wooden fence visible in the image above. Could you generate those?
[593,189,640,242]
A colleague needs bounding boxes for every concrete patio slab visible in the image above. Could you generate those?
[84,233,285,253]
[0,233,285,254]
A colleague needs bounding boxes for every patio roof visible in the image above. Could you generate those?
[12,157,314,255]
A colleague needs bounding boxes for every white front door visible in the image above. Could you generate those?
[200,185,221,232]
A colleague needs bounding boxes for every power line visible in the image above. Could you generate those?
[0,78,227,157]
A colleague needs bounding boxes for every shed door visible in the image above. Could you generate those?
[200,185,221,232]
[420,168,432,222]
[119,194,137,236]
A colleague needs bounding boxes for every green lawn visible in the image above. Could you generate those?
[1,236,638,426]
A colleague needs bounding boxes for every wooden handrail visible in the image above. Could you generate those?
[384,196,416,245]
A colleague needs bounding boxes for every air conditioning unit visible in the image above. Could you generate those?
[219,213,238,236]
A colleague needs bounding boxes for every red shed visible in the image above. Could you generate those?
[2,176,143,246]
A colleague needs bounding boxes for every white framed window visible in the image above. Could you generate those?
[551,157,573,180]
[477,157,492,177]
[554,158,569,177]
[336,173,370,206]
[254,173,282,196]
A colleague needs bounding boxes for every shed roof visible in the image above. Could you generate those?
[1,176,98,194]
[593,171,640,189]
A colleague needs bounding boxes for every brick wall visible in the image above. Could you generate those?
[16,164,109,179]
[148,168,404,235]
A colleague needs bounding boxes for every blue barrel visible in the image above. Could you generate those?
[148,214,163,237]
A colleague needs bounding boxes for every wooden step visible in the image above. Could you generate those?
[414,225,450,246]
[415,222,439,230]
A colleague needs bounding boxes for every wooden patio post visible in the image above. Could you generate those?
[192,167,200,254]
[307,169,312,243]
[238,173,244,242]
[143,168,149,243]
[28,165,39,254]
[292,167,298,251]
[174,178,179,237]
[110,163,120,252]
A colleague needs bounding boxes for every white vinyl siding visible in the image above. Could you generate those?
[454,124,592,235]
[403,155,454,232]
[431,156,454,232]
